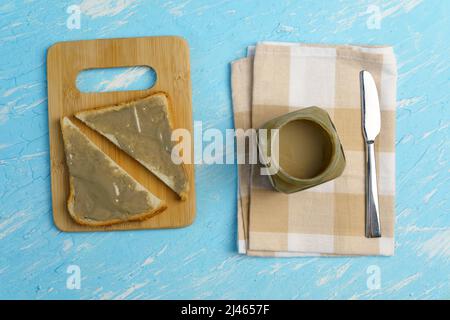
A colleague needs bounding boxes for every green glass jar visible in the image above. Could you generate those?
[258,107,346,194]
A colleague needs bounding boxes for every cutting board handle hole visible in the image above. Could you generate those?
[76,66,157,93]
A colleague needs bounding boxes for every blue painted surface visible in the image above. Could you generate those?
[76,66,157,92]
[0,0,449,299]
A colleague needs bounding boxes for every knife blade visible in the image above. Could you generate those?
[361,71,381,142]
[360,70,382,238]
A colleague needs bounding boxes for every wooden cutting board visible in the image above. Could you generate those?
[47,36,195,232]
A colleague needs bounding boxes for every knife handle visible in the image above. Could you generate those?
[366,142,381,238]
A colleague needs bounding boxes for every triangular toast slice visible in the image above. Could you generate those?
[75,93,189,200]
[61,117,166,226]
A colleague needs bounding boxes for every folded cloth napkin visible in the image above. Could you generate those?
[231,42,397,256]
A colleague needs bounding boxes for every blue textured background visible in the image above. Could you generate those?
[0,0,449,299]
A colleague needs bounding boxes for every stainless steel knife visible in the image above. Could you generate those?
[360,70,382,238]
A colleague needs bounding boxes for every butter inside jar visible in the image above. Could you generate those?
[278,119,333,179]
[258,107,346,194]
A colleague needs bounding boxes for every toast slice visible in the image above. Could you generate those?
[61,117,166,226]
[75,93,189,200]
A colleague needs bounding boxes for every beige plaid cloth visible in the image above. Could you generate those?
[231,42,397,256]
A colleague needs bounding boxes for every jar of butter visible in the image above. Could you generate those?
[258,107,346,194]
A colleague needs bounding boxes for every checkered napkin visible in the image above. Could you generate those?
[231,43,397,256]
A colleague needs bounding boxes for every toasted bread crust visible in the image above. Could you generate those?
[61,117,167,227]
[75,92,190,200]
[75,92,169,119]
[66,175,167,226]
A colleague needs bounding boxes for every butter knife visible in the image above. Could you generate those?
[360,70,381,238]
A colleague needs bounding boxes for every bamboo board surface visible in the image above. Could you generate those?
[47,36,195,232]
